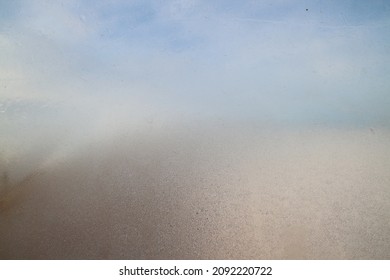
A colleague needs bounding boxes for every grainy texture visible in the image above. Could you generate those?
[1,123,390,259]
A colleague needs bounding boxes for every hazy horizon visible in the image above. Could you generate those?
[2,1,390,174]
[1,1,390,259]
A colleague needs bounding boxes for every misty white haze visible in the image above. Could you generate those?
[1,0,390,259]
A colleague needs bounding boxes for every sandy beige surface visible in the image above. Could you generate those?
[1,123,390,259]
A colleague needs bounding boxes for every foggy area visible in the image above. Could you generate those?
[1,122,390,259]
[1,1,390,259]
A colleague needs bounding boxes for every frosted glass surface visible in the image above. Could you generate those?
[1,1,390,259]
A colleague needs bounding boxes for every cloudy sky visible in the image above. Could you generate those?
[1,0,390,160]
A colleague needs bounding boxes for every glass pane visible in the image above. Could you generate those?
[1,0,390,259]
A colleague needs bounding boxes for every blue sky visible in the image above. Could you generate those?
[1,0,390,136]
